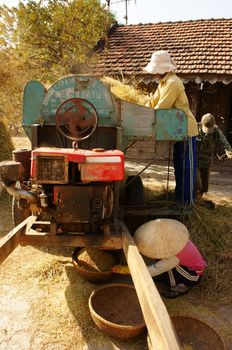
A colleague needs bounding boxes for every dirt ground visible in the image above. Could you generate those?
[0,136,232,350]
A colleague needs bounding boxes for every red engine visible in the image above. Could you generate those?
[31,147,124,183]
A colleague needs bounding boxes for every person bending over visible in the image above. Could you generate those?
[112,218,207,299]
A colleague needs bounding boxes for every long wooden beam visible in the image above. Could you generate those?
[120,221,181,350]
[0,215,37,265]
[20,229,122,249]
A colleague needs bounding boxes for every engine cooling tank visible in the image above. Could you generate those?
[12,149,31,180]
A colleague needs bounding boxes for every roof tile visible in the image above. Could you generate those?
[91,18,232,78]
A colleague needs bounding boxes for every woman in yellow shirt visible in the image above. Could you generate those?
[145,50,198,205]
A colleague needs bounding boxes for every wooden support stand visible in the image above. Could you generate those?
[0,216,122,264]
[0,216,37,264]
[120,221,181,350]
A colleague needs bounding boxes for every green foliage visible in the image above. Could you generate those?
[15,0,115,74]
[0,49,39,126]
[0,0,115,127]
[0,119,14,161]
[0,4,46,125]
[0,5,17,50]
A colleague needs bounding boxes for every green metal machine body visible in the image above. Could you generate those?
[0,75,188,249]
[23,75,187,150]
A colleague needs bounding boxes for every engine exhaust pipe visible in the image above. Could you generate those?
[0,160,37,203]
[5,183,37,203]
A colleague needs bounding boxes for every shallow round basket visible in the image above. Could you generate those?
[170,315,226,349]
[89,283,146,340]
[72,248,115,283]
[147,315,226,350]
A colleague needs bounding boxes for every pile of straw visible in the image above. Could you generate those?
[144,186,232,302]
[17,248,145,349]
[102,77,149,106]
[184,204,232,302]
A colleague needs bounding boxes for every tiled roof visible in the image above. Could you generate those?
[91,18,232,82]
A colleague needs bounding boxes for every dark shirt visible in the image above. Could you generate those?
[196,124,232,168]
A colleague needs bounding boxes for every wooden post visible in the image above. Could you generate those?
[0,215,37,264]
[120,221,181,350]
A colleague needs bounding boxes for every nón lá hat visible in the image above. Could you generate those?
[134,218,189,259]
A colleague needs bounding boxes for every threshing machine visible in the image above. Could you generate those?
[0,75,187,256]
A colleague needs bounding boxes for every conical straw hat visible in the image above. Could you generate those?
[134,219,189,259]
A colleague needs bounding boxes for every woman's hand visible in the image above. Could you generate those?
[111,265,130,274]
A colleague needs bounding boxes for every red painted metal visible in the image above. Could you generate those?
[31,147,124,182]
[80,162,124,181]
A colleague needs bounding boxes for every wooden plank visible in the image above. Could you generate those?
[20,230,122,249]
[0,216,37,264]
[120,222,181,350]
[121,101,156,137]
[127,140,156,147]
[125,141,171,161]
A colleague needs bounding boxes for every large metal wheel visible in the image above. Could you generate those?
[123,176,145,236]
[124,176,144,206]
[55,97,98,141]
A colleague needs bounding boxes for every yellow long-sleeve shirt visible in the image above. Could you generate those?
[149,72,198,137]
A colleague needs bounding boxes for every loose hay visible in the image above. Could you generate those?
[183,203,232,303]
[144,184,175,207]
[1,247,144,350]
[29,259,66,282]
[146,186,232,303]
[102,77,149,105]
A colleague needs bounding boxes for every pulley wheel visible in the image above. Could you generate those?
[55,97,98,141]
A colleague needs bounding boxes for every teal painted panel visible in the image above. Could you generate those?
[41,76,116,126]
[121,104,187,141]
[121,101,156,137]
[23,80,45,125]
[23,80,45,139]
[155,109,187,140]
